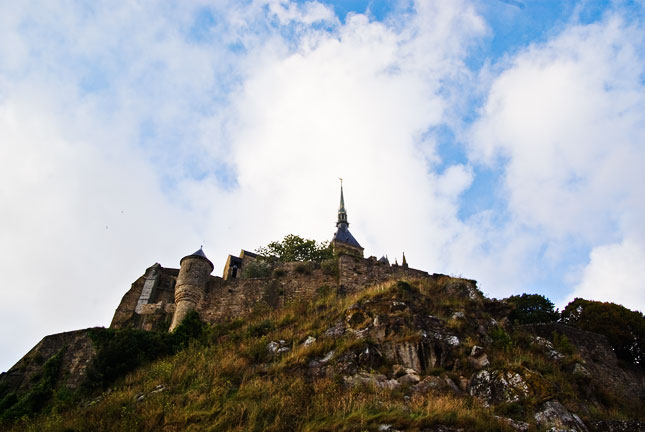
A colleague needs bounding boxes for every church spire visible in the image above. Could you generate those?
[337,178,348,227]
[332,179,364,257]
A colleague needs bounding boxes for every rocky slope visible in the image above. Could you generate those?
[1,277,643,431]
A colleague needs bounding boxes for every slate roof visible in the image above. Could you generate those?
[180,246,214,271]
[333,223,363,249]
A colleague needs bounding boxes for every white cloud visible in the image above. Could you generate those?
[0,0,487,372]
[264,0,337,25]
[565,240,645,312]
[2,0,643,374]
[469,13,645,308]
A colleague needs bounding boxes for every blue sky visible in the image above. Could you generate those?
[1,0,644,372]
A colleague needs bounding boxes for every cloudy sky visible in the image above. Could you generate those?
[1,0,644,372]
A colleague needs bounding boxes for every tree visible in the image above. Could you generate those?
[561,298,644,368]
[256,234,333,263]
[506,293,559,325]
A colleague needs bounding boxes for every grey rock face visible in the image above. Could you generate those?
[534,400,588,432]
[344,372,400,390]
[469,369,530,406]
[469,346,490,370]
[587,420,645,431]
[494,416,530,432]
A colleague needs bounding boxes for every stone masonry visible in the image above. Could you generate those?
[110,252,437,332]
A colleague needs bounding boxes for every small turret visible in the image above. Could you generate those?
[169,247,214,331]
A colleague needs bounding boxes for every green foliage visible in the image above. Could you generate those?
[506,293,559,324]
[9,278,645,430]
[256,234,333,263]
[240,259,272,278]
[552,331,574,355]
[247,319,274,338]
[171,310,208,348]
[392,281,419,302]
[0,348,64,421]
[490,327,513,350]
[316,285,333,297]
[294,262,312,275]
[86,311,207,389]
[321,258,339,276]
[562,298,645,367]
[0,393,18,414]
[494,401,526,420]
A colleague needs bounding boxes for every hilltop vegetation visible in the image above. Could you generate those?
[1,275,643,431]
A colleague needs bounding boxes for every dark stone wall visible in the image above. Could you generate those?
[0,329,96,397]
[197,263,338,323]
[111,255,433,331]
[110,265,177,331]
[338,254,429,295]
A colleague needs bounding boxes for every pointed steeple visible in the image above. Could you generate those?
[402,252,408,269]
[332,180,364,257]
[337,178,348,227]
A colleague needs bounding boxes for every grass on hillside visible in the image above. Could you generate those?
[3,278,639,431]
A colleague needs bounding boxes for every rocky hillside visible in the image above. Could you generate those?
[1,277,643,431]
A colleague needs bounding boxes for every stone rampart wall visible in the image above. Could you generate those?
[338,254,429,295]
[0,329,96,397]
[110,265,177,331]
[197,263,338,323]
[112,256,432,331]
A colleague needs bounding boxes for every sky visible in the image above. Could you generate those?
[1,0,644,372]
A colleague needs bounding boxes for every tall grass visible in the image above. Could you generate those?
[5,278,639,431]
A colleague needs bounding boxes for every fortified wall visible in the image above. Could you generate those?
[110,252,433,332]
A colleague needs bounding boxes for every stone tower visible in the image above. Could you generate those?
[169,247,214,331]
[332,181,364,257]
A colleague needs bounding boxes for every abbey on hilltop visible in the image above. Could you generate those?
[110,183,428,332]
[5,184,643,431]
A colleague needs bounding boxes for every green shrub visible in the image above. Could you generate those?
[562,298,644,367]
[490,327,512,350]
[295,262,312,275]
[316,285,332,296]
[256,234,333,263]
[494,401,526,420]
[321,258,339,276]
[511,330,533,349]
[241,260,272,278]
[247,319,274,338]
[273,268,286,277]
[0,348,64,420]
[393,281,419,302]
[85,311,206,390]
[244,338,272,364]
[552,331,574,355]
[506,293,559,324]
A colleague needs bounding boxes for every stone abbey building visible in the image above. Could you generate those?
[110,184,428,332]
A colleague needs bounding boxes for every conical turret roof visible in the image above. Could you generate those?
[180,246,214,272]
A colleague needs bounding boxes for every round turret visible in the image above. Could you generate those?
[169,247,214,331]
